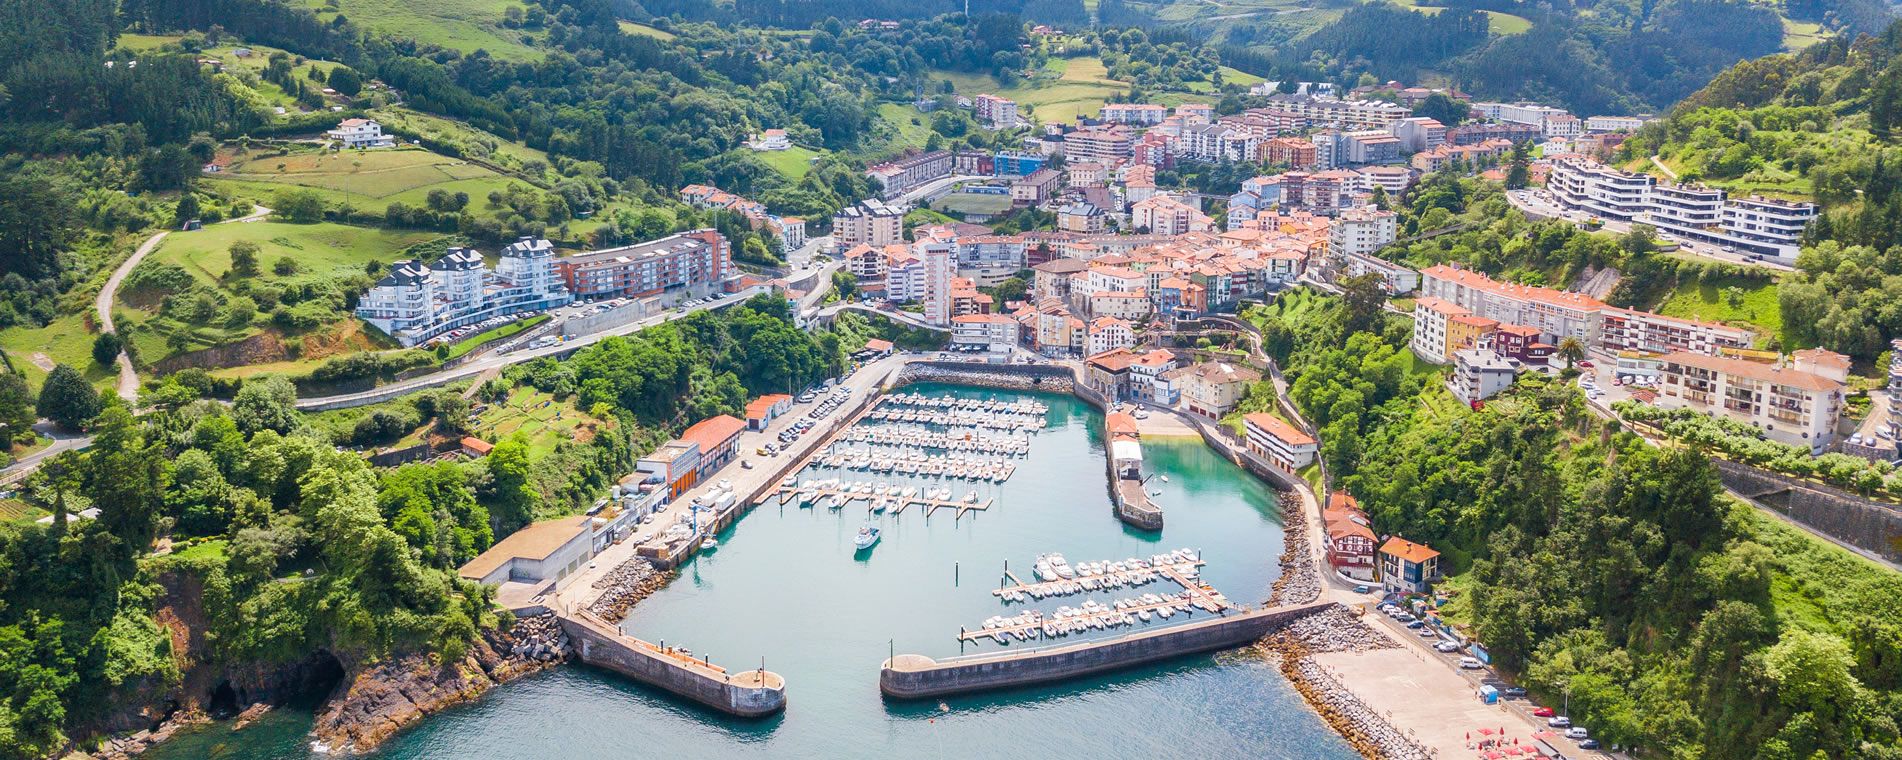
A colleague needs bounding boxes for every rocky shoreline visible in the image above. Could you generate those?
[1266,490,1320,606]
[1259,608,1428,760]
[586,556,671,624]
[306,613,568,755]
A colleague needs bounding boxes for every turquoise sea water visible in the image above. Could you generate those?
[146,384,1356,759]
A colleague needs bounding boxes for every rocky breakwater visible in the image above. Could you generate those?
[586,557,670,624]
[896,362,1076,394]
[1267,491,1320,606]
[1257,607,1427,760]
[309,613,568,754]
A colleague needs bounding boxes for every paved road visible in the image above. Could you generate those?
[294,286,770,411]
[0,423,94,483]
[1505,189,1792,272]
[95,205,273,402]
[812,302,950,332]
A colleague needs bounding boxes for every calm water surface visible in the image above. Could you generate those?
[148,384,1356,759]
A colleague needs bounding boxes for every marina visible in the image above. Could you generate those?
[964,548,1239,645]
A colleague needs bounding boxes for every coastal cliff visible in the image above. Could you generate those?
[309,613,568,754]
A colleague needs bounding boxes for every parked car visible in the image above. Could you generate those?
[1503,686,1527,698]
[1533,707,1556,718]
[1406,619,1425,629]
[1566,727,1590,740]
[1434,641,1460,653]
[1458,657,1483,670]
[1548,716,1572,728]
[1578,739,1600,749]
[1417,628,1437,638]
[1354,585,1371,594]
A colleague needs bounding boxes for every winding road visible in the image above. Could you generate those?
[95,205,273,402]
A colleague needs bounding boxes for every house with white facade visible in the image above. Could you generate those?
[327,118,396,149]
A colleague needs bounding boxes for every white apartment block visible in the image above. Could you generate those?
[1655,352,1845,453]
[1450,349,1518,405]
[1264,95,1413,130]
[1242,413,1319,472]
[919,231,956,326]
[1548,158,1817,260]
[1064,126,1135,163]
[1087,317,1137,355]
[832,200,904,252]
[1475,102,1571,128]
[1409,297,1463,364]
[356,240,571,346]
[1389,117,1446,153]
[1130,195,1212,236]
[1584,115,1650,133]
[1328,207,1398,258]
[1101,103,1168,125]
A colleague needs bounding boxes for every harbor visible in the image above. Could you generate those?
[171,381,1358,760]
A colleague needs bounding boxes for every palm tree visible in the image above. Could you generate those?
[1557,337,1585,370]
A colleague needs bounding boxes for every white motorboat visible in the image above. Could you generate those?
[854,524,881,551]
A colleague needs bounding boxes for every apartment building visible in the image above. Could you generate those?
[1342,130,1403,165]
[1444,121,1541,146]
[356,239,572,346]
[1263,137,1319,169]
[993,152,1048,177]
[1450,348,1518,405]
[1389,117,1446,153]
[1328,207,1398,258]
[1058,202,1107,233]
[1243,413,1319,472]
[1584,115,1650,133]
[866,150,953,199]
[1655,352,1845,453]
[1131,195,1213,236]
[1011,168,1062,204]
[918,227,958,326]
[556,229,730,301]
[974,94,1019,129]
[1600,308,1752,355]
[1548,158,1818,260]
[832,200,904,251]
[1263,94,1413,130]
[1421,265,1756,357]
[1888,339,1902,444]
[1475,102,1571,128]
[950,313,1021,351]
[1086,316,1137,355]
[1064,125,1136,164]
[1101,103,1168,125]
[1165,361,1262,417]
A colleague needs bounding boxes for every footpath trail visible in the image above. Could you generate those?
[95,205,271,402]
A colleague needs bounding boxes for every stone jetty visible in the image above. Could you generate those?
[1267,491,1320,606]
[586,557,669,624]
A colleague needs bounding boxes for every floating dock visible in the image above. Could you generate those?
[769,486,994,520]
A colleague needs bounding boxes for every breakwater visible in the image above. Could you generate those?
[1268,491,1321,605]
[879,601,1334,699]
[892,361,1077,395]
[558,611,787,718]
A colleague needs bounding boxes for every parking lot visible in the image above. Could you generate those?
[1367,601,1616,757]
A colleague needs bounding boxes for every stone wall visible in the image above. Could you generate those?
[879,602,1334,699]
[558,612,786,718]
[1716,459,1902,564]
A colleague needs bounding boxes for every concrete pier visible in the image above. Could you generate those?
[880,601,1335,699]
[559,611,787,717]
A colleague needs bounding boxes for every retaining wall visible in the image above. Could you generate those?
[879,601,1335,699]
[1715,459,1902,564]
[893,361,1078,395]
[558,612,786,717]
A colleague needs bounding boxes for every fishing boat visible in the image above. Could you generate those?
[854,524,881,551]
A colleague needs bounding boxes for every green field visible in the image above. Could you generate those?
[368,108,549,168]
[755,145,822,180]
[876,103,936,152]
[933,57,1135,126]
[1654,273,1785,346]
[211,146,513,210]
[617,21,676,40]
[1392,0,1531,34]
[0,313,117,392]
[300,0,540,60]
[469,387,609,458]
[931,192,1017,217]
[1782,18,1827,51]
[117,222,438,366]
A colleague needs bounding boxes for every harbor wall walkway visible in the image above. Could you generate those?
[558,611,787,717]
[879,601,1336,699]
